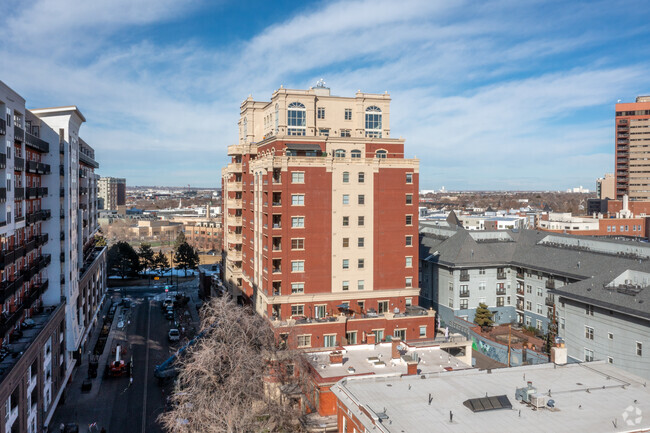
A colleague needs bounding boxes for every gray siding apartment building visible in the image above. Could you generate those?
[419,222,650,379]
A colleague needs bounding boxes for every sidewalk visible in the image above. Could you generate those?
[49,295,118,431]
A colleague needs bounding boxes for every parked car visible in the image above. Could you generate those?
[168,329,180,342]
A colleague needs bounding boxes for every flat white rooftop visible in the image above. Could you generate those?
[307,341,472,381]
[332,361,650,433]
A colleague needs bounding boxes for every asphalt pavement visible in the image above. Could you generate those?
[49,278,201,433]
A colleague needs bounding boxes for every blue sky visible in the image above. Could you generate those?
[2,0,650,190]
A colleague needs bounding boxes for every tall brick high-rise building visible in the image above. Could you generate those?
[615,96,650,200]
[222,84,434,349]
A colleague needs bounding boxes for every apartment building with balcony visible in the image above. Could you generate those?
[615,96,650,200]
[31,106,107,374]
[97,177,125,211]
[0,81,67,433]
[222,85,435,349]
[420,223,650,379]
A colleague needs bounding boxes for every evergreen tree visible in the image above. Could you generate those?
[153,251,170,277]
[474,302,494,328]
[174,231,186,249]
[174,242,200,276]
[138,243,155,274]
[107,241,140,279]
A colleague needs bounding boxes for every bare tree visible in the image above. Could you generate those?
[158,297,304,433]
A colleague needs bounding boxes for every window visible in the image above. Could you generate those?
[291,217,304,228]
[287,102,306,136]
[342,194,350,205]
[608,332,613,340]
[342,259,349,269]
[637,342,643,356]
[291,283,304,294]
[449,297,454,308]
[374,329,384,342]
[358,194,365,205]
[406,173,413,184]
[345,108,352,120]
[406,215,413,225]
[584,348,594,362]
[525,316,531,326]
[291,239,304,250]
[479,268,486,275]
[479,282,486,291]
[365,106,382,137]
[318,128,329,136]
[586,304,594,316]
[291,305,304,316]
[358,216,365,226]
[419,326,427,337]
[394,329,406,340]
[358,258,364,268]
[297,335,311,348]
[536,304,543,314]
[607,356,613,364]
[314,305,325,319]
[342,172,349,183]
[405,256,412,267]
[459,299,468,309]
[343,216,349,226]
[340,129,351,137]
[358,172,365,183]
[375,150,387,158]
[536,320,543,331]
[291,194,304,206]
[526,285,532,294]
[406,194,413,205]
[346,331,357,344]
[358,280,365,290]
[317,107,325,119]
[536,287,543,297]
[378,301,389,314]
[405,277,412,288]
[358,237,365,247]
[291,172,304,183]
[291,261,304,272]
[405,236,413,246]
[342,281,350,291]
[585,326,594,340]
[335,149,346,158]
[323,334,337,347]
[497,297,504,307]
[343,238,349,247]
[526,301,532,311]
[351,150,362,158]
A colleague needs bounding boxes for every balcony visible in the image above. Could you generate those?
[227,216,242,226]
[516,271,524,279]
[0,188,5,203]
[496,271,506,280]
[26,187,48,200]
[545,296,555,307]
[459,272,470,282]
[0,118,5,135]
[227,144,244,155]
[13,125,24,143]
[226,199,243,208]
[516,287,525,296]
[227,181,243,192]
[231,163,243,172]
[36,233,49,247]
[15,187,25,201]
[25,239,36,254]
[14,216,25,223]
[14,157,25,172]
[516,300,524,310]
[79,151,99,168]
[459,290,470,298]
[79,203,88,210]
[0,153,5,169]
[545,279,556,289]
[14,246,24,258]
[496,287,506,296]
[60,188,65,198]
[59,165,65,176]
[26,161,51,175]
[25,132,49,153]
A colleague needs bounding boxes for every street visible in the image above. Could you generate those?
[50,280,201,433]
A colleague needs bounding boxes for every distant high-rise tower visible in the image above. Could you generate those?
[615,96,650,200]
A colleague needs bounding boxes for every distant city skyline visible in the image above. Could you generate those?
[2,0,650,189]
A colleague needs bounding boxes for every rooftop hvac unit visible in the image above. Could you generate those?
[515,381,537,403]
[530,394,546,409]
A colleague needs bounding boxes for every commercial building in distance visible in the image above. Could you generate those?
[0,80,107,432]
[615,96,650,200]
[596,173,615,199]
[222,84,434,348]
[97,177,126,210]
[420,223,650,379]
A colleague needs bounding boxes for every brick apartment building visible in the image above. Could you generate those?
[615,96,650,201]
[184,220,222,252]
[222,84,435,349]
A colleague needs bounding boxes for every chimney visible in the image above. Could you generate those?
[329,351,343,365]
[392,338,401,360]
[407,360,418,376]
[366,333,376,345]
